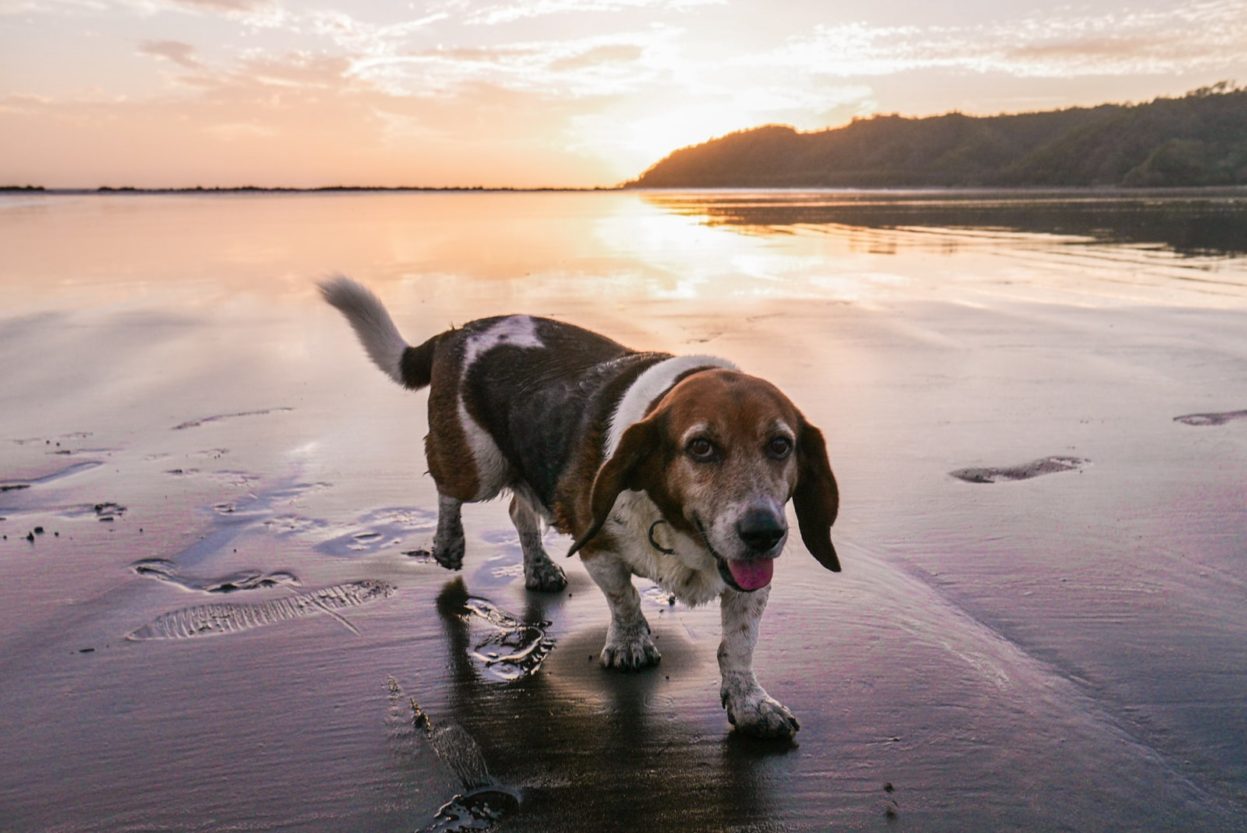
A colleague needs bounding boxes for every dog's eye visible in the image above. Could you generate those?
[767,436,793,460]
[686,437,717,462]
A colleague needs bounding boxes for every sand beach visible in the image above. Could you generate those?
[2,189,1246,831]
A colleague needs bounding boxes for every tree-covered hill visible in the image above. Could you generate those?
[630,85,1247,188]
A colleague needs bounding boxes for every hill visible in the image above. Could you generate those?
[629,84,1247,188]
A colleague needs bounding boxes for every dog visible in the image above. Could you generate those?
[320,276,840,738]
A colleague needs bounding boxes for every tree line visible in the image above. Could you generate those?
[630,84,1247,188]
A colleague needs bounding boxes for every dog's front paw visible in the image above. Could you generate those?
[600,624,661,671]
[524,555,567,592]
[721,683,799,739]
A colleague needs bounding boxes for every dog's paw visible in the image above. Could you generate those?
[600,625,661,671]
[432,534,465,571]
[524,555,567,592]
[721,686,800,739]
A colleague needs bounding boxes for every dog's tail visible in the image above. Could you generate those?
[318,275,437,390]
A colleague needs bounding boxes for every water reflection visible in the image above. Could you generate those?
[426,579,788,833]
[5,189,1245,319]
[643,190,1247,258]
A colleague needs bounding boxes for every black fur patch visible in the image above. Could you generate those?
[457,318,667,511]
[400,335,440,390]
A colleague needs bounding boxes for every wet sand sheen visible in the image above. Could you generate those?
[1,191,1246,832]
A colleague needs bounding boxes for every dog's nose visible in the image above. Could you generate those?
[736,508,787,553]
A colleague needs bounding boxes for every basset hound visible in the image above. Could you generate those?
[321,276,840,738]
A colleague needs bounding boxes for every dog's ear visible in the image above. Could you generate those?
[568,418,659,556]
[793,419,840,572]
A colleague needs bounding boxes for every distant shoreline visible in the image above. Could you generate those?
[5,184,1247,198]
[7,86,1244,196]
[630,86,1247,190]
[0,184,624,195]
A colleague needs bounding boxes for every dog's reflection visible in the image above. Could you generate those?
[387,577,791,832]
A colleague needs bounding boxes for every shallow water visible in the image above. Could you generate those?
[2,189,1246,831]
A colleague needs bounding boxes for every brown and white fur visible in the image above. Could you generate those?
[320,276,840,738]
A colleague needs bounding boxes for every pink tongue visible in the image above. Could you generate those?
[727,558,774,591]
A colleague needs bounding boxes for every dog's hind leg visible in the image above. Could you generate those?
[509,494,566,592]
[433,494,466,570]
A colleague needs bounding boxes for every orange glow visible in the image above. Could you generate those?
[2,2,1245,188]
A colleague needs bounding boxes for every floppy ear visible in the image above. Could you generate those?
[793,420,841,572]
[568,418,659,556]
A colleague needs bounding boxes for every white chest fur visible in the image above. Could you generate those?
[605,490,726,606]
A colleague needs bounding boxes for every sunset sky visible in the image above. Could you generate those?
[3,0,1246,188]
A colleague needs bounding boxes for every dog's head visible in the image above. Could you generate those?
[569,368,839,590]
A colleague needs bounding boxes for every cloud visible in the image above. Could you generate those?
[0,0,108,15]
[167,0,262,11]
[168,50,360,99]
[757,3,1247,79]
[460,0,722,26]
[138,39,201,69]
[0,47,614,187]
[8,0,1245,188]
[306,8,448,55]
[234,52,354,89]
[345,30,669,98]
[0,0,290,29]
[549,43,644,71]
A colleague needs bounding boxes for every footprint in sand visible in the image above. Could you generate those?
[386,677,521,833]
[459,596,554,682]
[93,502,126,522]
[127,579,394,640]
[52,501,129,522]
[263,513,329,537]
[315,506,437,557]
[436,584,554,682]
[950,456,1089,484]
[132,558,300,593]
[1173,409,1247,427]
[0,460,103,493]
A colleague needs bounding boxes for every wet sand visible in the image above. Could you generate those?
[2,190,1247,831]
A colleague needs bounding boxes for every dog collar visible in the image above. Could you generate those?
[647,519,675,555]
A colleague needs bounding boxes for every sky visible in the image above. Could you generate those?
[2,0,1246,188]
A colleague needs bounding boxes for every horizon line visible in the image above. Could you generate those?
[0,184,627,194]
[7,184,1247,197]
